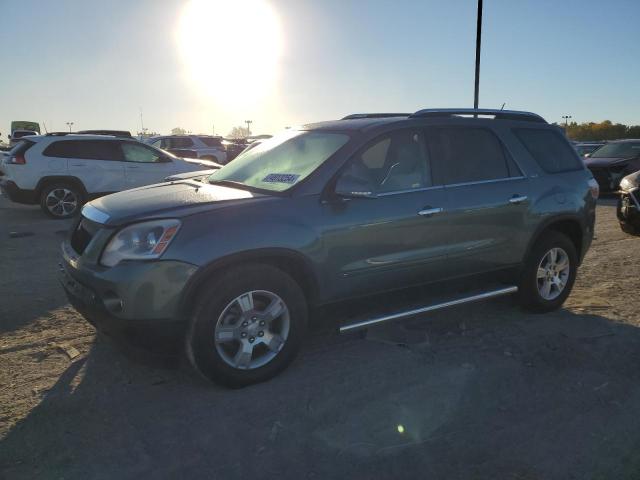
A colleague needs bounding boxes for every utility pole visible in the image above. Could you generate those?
[562,115,572,127]
[66,122,74,132]
[245,120,253,136]
[473,0,483,110]
[139,108,145,134]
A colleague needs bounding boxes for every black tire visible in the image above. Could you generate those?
[39,183,84,219]
[619,221,640,236]
[186,264,307,388]
[518,231,578,313]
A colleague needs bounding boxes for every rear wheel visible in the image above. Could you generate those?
[39,183,83,219]
[186,264,307,388]
[518,231,578,313]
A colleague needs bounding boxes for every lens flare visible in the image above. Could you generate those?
[176,0,283,108]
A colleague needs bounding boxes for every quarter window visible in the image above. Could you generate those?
[121,142,162,163]
[339,130,431,194]
[514,128,582,173]
[428,127,511,185]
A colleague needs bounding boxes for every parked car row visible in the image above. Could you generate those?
[0,132,219,218]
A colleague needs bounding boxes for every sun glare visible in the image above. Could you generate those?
[177,0,283,107]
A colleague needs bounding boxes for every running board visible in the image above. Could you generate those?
[339,286,518,333]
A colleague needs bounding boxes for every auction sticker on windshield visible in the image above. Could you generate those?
[262,173,300,184]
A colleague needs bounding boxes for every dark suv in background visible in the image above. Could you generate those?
[584,139,640,192]
[59,108,598,387]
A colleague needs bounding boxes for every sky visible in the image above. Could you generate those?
[1,0,639,137]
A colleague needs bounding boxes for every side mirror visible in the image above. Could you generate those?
[334,174,377,199]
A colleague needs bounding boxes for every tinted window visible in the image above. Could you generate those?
[198,136,222,147]
[589,142,640,159]
[169,137,194,148]
[43,140,123,160]
[150,139,163,148]
[428,127,510,184]
[514,128,582,173]
[339,130,431,194]
[121,142,162,163]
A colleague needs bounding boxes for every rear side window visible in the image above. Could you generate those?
[43,140,123,161]
[169,137,194,148]
[198,136,222,147]
[514,128,582,173]
[428,127,511,185]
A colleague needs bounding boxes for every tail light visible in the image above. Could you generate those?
[588,178,599,199]
[9,155,26,164]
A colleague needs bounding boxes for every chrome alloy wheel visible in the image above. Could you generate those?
[536,247,570,300]
[214,290,290,370]
[46,188,78,217]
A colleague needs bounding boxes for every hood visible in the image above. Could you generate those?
[164,168,218,182]
[584,156,632,168]
[85,180,268,226]
[182,158,222,169]
[620,170,640,190]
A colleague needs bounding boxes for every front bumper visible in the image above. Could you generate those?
[59,240,198,352]
[617,188,640,225]
[0,179,38,204]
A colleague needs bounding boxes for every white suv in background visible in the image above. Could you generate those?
[146,135,228,164]
[0,134,215,218]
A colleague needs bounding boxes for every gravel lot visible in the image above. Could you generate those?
[1,195,640,479]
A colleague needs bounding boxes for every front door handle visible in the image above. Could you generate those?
[418,207,443,217]
[509,195,528,204]
[128,165,139,169]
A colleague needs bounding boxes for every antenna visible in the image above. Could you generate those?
[500,103,506,111]
[42,121,49,133]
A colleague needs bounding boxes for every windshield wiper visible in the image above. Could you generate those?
[207,179,257,191]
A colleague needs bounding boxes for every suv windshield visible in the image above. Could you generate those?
[208,130,349,192]
[590,142,640,158]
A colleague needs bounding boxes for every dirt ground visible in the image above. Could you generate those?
[1,195,640,480]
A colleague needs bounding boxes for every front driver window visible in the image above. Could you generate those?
[122,142,162,163]
[339,130,431,194]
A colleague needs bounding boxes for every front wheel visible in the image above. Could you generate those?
[186,264,307,388]
[518,231,578,313]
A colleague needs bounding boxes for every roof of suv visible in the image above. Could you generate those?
[21,134,139,143]
[303,108,548,132]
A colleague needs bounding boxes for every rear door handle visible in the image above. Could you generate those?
[418,207,443,217]
[71,164,86,167]
[127,165,139,169]
[509,195,528,204]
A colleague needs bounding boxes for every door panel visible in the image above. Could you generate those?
[320,189,449,300]
[68,159,126,193]
[445,178,530,275]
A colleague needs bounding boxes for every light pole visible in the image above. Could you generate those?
[473,0,483,109]
[245,120,253,136]
[65,122,74,132]
[562,115,572,127]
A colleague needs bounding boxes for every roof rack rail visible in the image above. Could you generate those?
[45,132,71,136]
[78,129,132,138]
[342,113,410,120]
[409,108,547,124]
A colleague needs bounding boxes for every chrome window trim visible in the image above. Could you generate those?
[377,185,444,197]
[444,176,526,189]
[81,203,110,224]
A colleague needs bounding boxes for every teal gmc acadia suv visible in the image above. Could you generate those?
[59,109,598,387]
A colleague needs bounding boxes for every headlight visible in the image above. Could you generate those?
[101,219,181,267]
[619,176,636,191]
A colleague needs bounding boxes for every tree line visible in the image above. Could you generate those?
[556,120,640,141]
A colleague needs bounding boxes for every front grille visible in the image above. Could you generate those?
[70,217,101,255]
